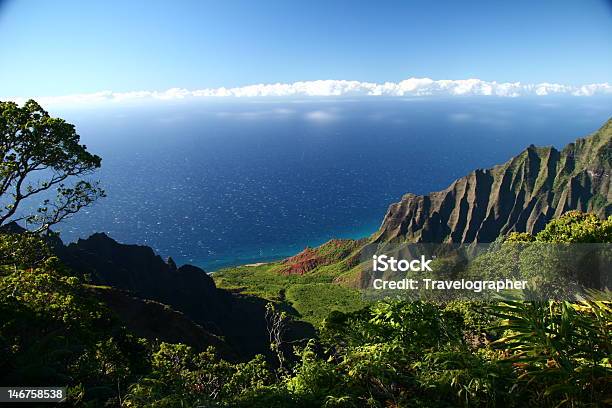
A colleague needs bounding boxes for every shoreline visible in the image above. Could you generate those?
[172,223,380,272]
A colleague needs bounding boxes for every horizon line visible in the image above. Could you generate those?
[4,77,612,107]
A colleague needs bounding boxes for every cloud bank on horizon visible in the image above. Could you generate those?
[6,77,612,107]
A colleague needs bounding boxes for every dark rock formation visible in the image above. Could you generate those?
[53,234,314,361]
[0,221,27,234]
[56,233,219,312]
[374,119,611,244]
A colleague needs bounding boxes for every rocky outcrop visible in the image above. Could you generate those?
[375,119,612,244]
[56,233,220,312]
[54,234,315,361]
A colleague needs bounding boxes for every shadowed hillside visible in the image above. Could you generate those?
[52,233,315,361]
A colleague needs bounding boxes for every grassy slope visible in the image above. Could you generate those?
[213,240,367,326]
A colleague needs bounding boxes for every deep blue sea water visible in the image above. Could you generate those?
[48,97,611,270]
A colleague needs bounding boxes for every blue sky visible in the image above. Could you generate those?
[0,0,611,97]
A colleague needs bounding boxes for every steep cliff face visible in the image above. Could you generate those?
[57,233,220,312]
[374,119,612,244]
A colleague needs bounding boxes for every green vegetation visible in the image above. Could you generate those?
[214,263,367,326]
[214,263,306,299]
[214,240,367,325]
[1,212,609,407]
[531,210,612,243]
[124,344,273,407]
[0,234,149,406]
[285,283,367,325]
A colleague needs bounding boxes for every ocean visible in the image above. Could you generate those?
[50,96,612,270]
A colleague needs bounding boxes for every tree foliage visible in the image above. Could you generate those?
[534,210,612,243]
[0,232,51,269]
[0,235,148,406]
[0,100,104,232]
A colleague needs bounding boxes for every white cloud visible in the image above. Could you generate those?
[532,83,571,96]
[572,83,612,96]
[4,78,611,107]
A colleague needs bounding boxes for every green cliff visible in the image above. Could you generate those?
[374,119,611,244]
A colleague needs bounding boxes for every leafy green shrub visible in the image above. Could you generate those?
[413,347,515,407]
[535,211,612,243]
[124,343,274,407]
[486,295,612,406]
[0,235,148,406]
[0,232,51,271]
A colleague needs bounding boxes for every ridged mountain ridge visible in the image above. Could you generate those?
[374,118,612,244]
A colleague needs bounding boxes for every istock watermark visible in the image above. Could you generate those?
[371,278,528,292]
[358,242,611,301]
[372,254,433,272]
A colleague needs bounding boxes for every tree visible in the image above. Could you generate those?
[265,303,289,374]
[0,100,104,233]
[534,210,612,243]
